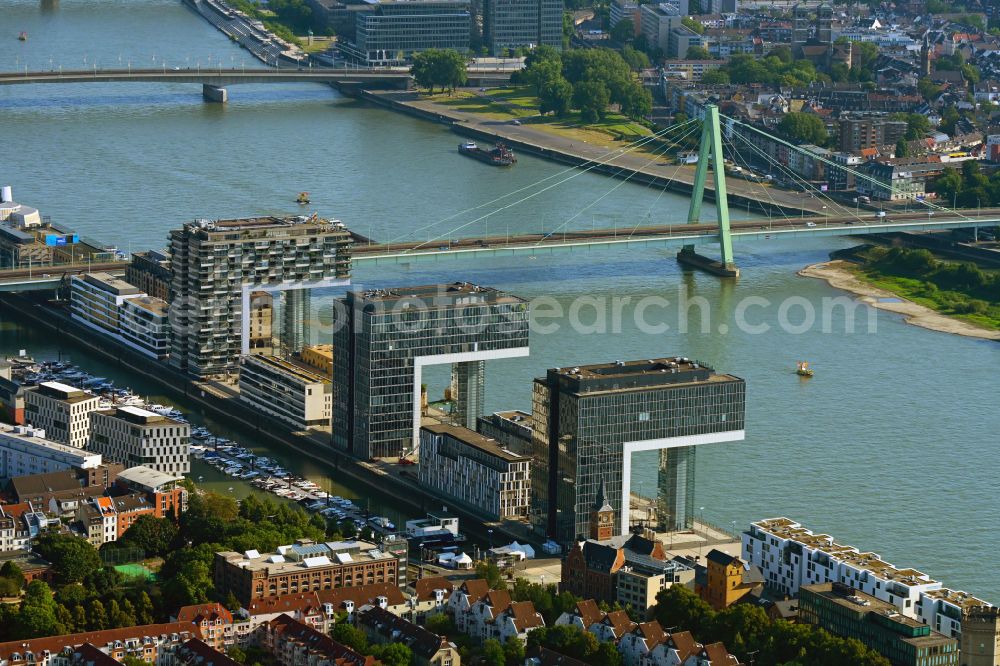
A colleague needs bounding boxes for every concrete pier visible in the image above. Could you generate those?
[677,248,740,278]
[202,84,228,103]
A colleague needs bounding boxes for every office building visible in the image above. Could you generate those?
[332,282,529,460]
[476,410,533,456]
[0,425,103,478]
[70,273,144,336]
[345,0,471,66]
[24,381,100,449]
[167,215,352,378]
[484,0,563,56]
[418,423,531,520]
[609,0,640,29]
[238,354,332,431]
[89,406,190,475]
[799,583,959,666]
[743,518,992,639]
[126,250,172,301]
[640,3,682,54]
[532,357,745,543]
[214,539,400,607]
[668,26,703,59]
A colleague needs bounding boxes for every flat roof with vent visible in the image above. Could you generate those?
[546,357,741,394]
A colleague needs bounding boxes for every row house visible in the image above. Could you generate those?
[410,576,454,623]
[177,639,242,666]
[174,604,235,652]
[589,611,637,644]
[0,622,200,666]
[259,615,375,666]
[356,606,460,666]
[448,581,545,644]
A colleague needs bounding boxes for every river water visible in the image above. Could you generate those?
[3,0,1000,602]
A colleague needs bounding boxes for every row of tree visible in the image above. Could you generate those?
[410,49,469,94]
[652,586,891,666]
[515,46,652,122]
[931,161,1000,210]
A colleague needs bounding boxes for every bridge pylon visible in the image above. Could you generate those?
[678,104,739,278]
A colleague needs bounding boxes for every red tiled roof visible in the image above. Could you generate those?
[667,631,699,661]
[701,642,739,664]
[574,600,605,628]
[178,639,242,666]
[459,579,490,604]
[316,583,407,609]
[603,610,636,638]
[176,603,233,626]
[247,592,323,617]
[268,614,376,666]
[0,622,199,661]
[506,601,544,632]
[635,621,667,648]
[414,576,453,602]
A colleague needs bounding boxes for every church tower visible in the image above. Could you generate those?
[921,35,932,77]
[590,477,615,541]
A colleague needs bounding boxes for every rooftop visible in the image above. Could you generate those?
[80,272,144,296]
[0,425,101,460]
[350,282,526,307]
[117,465,184,491]
[219,539,392,574]
[179,215,349,238]
[242,354,331,385]
[421,422,527,463]
[124,295,169,316]
[750,518,942,589]
[545,356,741,394]
[35,381,95,404]
[97,406,184,427]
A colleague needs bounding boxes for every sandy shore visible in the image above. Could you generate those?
[799,260,1000,341]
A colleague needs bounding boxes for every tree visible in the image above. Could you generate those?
[681,16,705,34]
[574,80,611,122]
[227,647,248,664]
[120,657,152,666]
[16,581,64,639]
[895,139,909,158]
[33,533,102,585]
[88,599,109,631]
[610,19,635,45]
[539,76,574,116]
[135,592,155,626]
[503,637,525,666]
[686,45,711,60]
[475,561,507,590]
[374,643,412,666]
[120,515,178,557]
[410,49,468,94]
[777,112,828,146]
[700,69,729,85]
[331,622,368,653]
[482,639,506,666]
[620,45,650,72]
[426,612,457,636]
[653,585,714,637]
[0,562,24,589]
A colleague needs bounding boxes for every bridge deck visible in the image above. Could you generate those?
[0,68,509,86]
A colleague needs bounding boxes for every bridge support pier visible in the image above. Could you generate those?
[202,84,228,103]
[680,104,739,278]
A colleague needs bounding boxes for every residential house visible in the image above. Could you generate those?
[618,622,669,666]
[410,576,454,623]
[699,550,764,610]
[589,611,637,644]
[259,614,376,666]
[0,622,200,666]
[177,639,242,666]
[447,580,491,634]
[356,606,460,666]
[175,604,235,652]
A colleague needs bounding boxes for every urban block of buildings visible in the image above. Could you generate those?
[89,406,191,476]
[238,354,332,432]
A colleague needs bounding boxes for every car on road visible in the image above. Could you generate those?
[806,221,816,227]
[511,119,521,125]
[875,211,887,219]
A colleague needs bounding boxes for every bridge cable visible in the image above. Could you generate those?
[718,129,796,226]
[388,118,698,247]
[722,115,976,220]
[725,131,864,224]
[535,121,704,245]
[403,119,699,252]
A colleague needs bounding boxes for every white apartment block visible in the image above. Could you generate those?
[0,425,103,478]
[238,354,331,431]
[23,381,100,449]
[70,273,144,336]
[743,518,991,639]
[419,423,530,521]
[90,406,190,475]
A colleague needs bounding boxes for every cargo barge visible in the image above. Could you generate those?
[458,141,516,166]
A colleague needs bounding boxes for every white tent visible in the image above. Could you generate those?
[491,541,535,560]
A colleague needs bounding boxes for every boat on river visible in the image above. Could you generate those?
[796,361,814,377]
[458,141,516,166]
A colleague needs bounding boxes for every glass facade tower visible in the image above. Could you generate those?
[332,282,529,460]
[531,357,745,543]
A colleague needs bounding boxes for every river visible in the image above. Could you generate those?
[3,0,1000,602]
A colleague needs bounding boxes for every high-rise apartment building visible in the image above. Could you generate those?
[90,406,191,475]
[483,0,563,56]
[531,357,745,543]
[332,282,529,460]
[640,3,682,54]
[24,381,101,449]
[345,0,471,66]
[167,215,352,378]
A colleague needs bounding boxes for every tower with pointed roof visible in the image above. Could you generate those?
[590,477,615,541]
